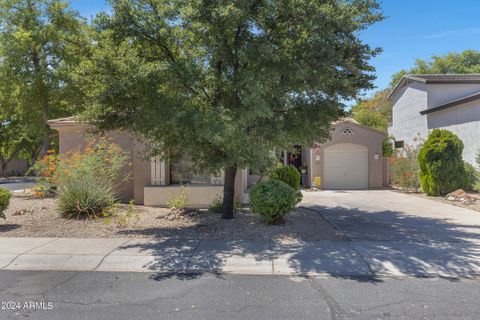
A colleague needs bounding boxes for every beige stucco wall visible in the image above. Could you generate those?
[52,123,248,206]
[145,168,247,207]
[308,121,386,189]
[144,185,223,207]
[54,126,137,203]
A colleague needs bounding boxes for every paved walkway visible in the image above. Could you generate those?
[0,237,372,276]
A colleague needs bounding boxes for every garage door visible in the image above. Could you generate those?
[324,143,368,189]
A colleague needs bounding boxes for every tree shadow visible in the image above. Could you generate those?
[0,224,21,233]
[113,204,480,283]
[302,204,480,279]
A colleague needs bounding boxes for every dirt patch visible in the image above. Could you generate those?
[0,194,343,240]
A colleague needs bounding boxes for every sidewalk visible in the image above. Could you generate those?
[1,237,480,278]
[0,237,370,276]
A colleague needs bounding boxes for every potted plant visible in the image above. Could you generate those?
[300,164,308,175]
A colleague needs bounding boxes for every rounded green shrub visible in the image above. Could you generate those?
[463,161,478,191]
[250,180,297,224]
[418,129,466,196]
[270,165,301,190]
[0,187,11,219]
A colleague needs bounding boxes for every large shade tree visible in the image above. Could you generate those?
[0,0,87,169]
[76,0,382,218]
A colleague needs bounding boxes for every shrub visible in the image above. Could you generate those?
[38,137,129,219]
[382,136,394,157]
[0,188,11,219]
[167,185,188,210]
[210,196,242,213]
[250,180,297,224]
[32,150,59,197]
[58,175,117,219]
[418,129,466,196]
[463,162,479,192]
[389,144,421,192]
[270,165,300,190]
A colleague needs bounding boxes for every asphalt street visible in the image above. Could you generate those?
[0,270,479,320]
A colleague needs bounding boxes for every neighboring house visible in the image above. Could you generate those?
[48,117,387,206]
[388,74,480,166]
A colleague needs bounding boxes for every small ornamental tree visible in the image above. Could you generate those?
[418,129,466,196]
[75,0,382,219]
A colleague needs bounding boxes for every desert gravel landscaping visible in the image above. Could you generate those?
[0,193,343,241]
[409,190,480,213]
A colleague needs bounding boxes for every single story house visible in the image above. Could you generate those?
[388,74,480,167]
[48,117,387,207]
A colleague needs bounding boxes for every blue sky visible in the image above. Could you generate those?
[70,0,480,96]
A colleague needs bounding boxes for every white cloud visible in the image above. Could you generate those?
[423,27,480,39]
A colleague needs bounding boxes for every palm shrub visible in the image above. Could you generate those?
[418,129,466,196]
[250,180,297,224]
[0,187,11,219]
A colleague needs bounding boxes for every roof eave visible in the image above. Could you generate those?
[420,92,480,115]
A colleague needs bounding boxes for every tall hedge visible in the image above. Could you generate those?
[418,129,466,196]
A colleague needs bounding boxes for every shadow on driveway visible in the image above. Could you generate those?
[306,204,480,278]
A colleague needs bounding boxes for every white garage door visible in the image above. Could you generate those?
[324,143,368,189]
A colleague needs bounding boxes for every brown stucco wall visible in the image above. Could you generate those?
[308,121,386,189]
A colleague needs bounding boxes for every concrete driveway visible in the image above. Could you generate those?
[301,190,480,277]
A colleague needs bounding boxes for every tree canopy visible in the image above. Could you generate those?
[0,0,87,174]
[75,0,382,218]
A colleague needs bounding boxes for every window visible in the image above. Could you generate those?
[394,140,404,148]
[341,127,354,135]
[170,155,224,185]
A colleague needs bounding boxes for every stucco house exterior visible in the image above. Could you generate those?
[388,74,480,167]
[48,117,387,207]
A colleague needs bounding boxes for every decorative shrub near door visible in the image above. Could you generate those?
[270,164,303,203]
[270,165,301,190]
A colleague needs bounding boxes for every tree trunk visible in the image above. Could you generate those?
[37,133,51,161]
[222,165,237,219]
[0,157,7,178]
